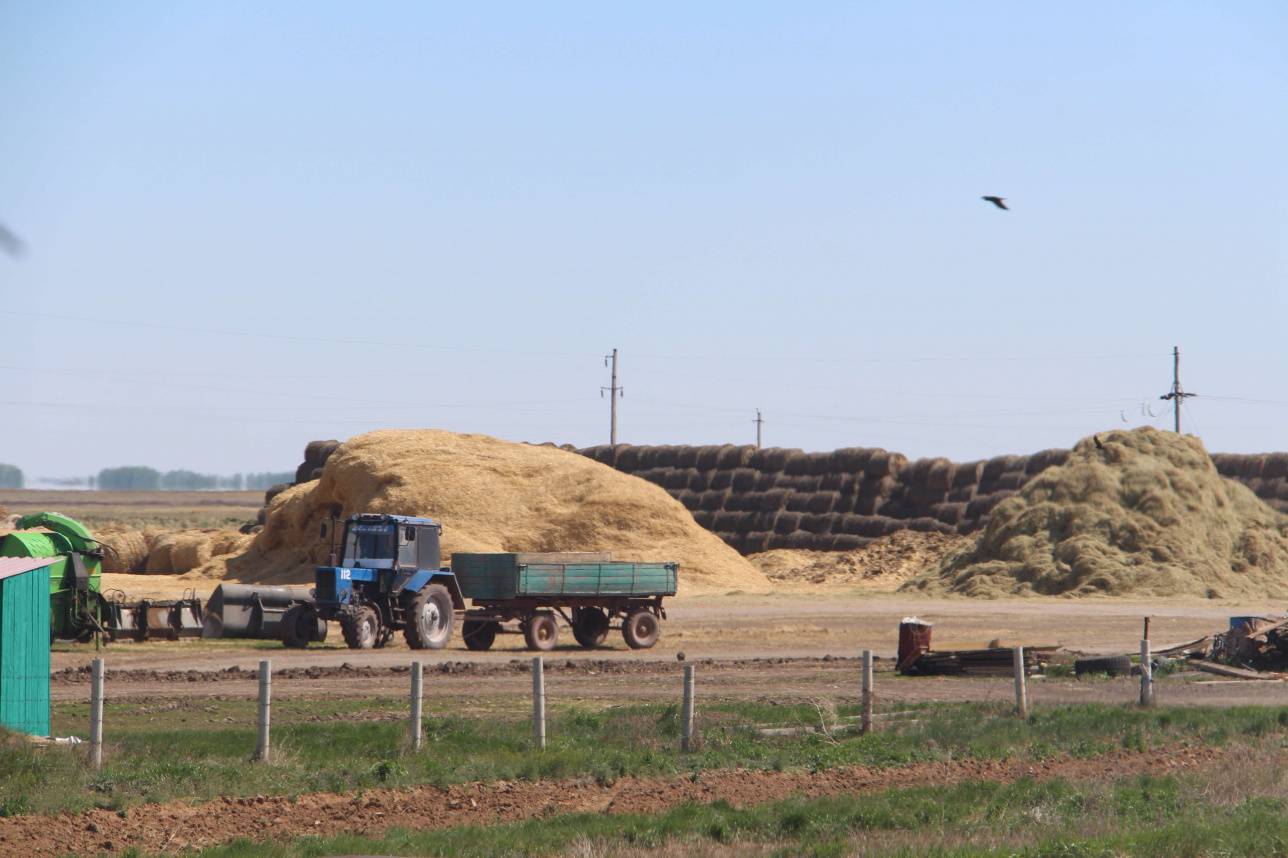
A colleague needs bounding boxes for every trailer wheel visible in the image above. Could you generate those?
[463,619,499,651]
[281,605,318,649]
[404,584,454,650]
[524,612,559,651]
[622,610,660,650]
[341,606,380,649]
[572,608,610,649]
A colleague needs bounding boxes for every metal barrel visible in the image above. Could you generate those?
[203,584,314,639]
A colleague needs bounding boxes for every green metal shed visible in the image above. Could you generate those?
[0,556,54,736]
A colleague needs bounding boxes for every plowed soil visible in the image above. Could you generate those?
[0,745,1225,857]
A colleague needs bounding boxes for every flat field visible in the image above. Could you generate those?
[0,488,262,530]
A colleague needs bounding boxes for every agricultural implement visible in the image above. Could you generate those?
[0,512,203,642]
[282,512,677,652]
[202,583,325,642]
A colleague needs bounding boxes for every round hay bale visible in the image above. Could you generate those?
[743,531,772,554]
[97,528,149,573]
[784,491,813,512]
[947,485,976,503]
[691,509,715,529]
[1263,453,1288,480]
[687,471,709,492]
[294,461,316,484]
[674,490,700,511]
[806,491,840,514]
[713,511,754,533]
[773,511,802,535]
[210,531,251,556]
[615,446,641,471]
[750,447,789,472]
[854,495,886,516]
[782,451,812,476]
[724,492,757,512]
[652,446,680,469]
[981,455,1022,484]
[674,446,700,468]
[753,472,778,491]
[831,534,869,551]
[1241,455,1267,479]
[781,531,818,550]
[1256,477,1285,500]
[926,459,956,492]
[828,447,872,474]
[581,445,614,465]
[634,448,659,470]
[758,489,788,511]
[1209,453,1240,477]
[310,467,323,481]
[171,533,214,572]
[833,494,857,514]
[859,475,898,499]
[694,445,724,471]
[730,468,757,492]
[952,461,984,489]
[256,507,267,525]
[1026,448,1071,475]
[708,470,733,491]
[265,483,291,504]
[996,472,1027,491]
[144,535,177,573]
[752,511,780,531]
[716,445,754,470]
[304,439,341,465]
[931,502,967,526]
[699,490,729,512]
[660,469,690,490]
[800,513,835,535]
[865,450,907,478]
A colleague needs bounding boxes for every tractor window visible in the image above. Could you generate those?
[397,532,418,569]
[344,527,396,567]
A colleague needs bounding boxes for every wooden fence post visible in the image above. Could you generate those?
[89,657,104,770]
[532,656,546,750]
[255,659,272,762]
[681,664,696,752]
[1139,639,1153,706]
[1012,647,1028,719]
[861,650,874,734]
[410,661,424,751]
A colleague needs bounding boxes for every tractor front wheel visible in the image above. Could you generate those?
[404,584,455,650]
[341,606,380,650]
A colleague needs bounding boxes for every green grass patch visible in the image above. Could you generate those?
[6,700,1288,818]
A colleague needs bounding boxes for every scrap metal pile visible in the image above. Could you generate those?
[895,617,1051,677]
[1208,616,1288,672]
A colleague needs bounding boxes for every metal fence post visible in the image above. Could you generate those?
[681,664,696,752]
[861,650,874,734]
[255,659,272,762]
[1139,639,1153,706]
[410,661,424,751]
[1012,647,1028,719]
[89,658,104,769]
[532,656,546,750]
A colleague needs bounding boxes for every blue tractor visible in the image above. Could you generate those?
[282,513,464,650]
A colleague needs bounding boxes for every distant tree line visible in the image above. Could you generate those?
[94,467,293,491]
[0,463,23,489]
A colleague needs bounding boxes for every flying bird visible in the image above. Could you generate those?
[981,196,1008,210]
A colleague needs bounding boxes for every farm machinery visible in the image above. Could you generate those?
[277,512,677,651]
[0,512,203,642]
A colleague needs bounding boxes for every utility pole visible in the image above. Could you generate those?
[753,409,764,449]
[1159,345,1196,433]
[601,348,623,445]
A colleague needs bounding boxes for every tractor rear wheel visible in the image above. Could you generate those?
[524,611,559,651]
[572,608,609,649]
[622,609,661,650]
[463,619,499,651]
[404,584,454,650]
[341,606,380,649]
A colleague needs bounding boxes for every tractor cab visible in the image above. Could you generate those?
[299,513,462,651]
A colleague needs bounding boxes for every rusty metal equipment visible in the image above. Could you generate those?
[102,589,204,642]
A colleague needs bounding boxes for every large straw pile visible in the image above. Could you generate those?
[208,430,769,594]
[910,427,1288,598]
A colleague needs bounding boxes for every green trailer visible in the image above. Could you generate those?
[451,552,678,652]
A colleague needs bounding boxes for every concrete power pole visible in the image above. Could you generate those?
[753,409,764,449]
[602,349,623,445]
[1159,346,1196,433]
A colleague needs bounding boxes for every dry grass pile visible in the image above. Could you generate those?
[208,429,769,594]
[128,529,251,574]
[750,531,972,591]
[909,427,1288,598]
[94,527,150,573]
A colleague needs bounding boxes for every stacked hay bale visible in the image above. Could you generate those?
[1212,453,1288,516]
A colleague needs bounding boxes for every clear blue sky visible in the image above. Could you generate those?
[2,2,1285,480]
